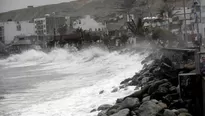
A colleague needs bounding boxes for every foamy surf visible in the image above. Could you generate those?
[0,46,148,116]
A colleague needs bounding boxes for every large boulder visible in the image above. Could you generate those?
[141,76,151,85]
[177,108,188,113]
[90,109,97,113]
[150,82,171,100]
[107,104,121,115]
[110,108,130,116]
[178,113,192,116]
[111,87,118,93]
[98,104,112,111]
[98,110,108,116]
[142,96,150,103]
[126,85,151,100]
[138,99,167,116]
[163,109,177,116]
[120,78,132,85]
[148,79,168,95]
[121,97,140,109]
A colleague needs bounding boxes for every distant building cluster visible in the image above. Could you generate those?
[0,0,205,48]
[0,14,108,45]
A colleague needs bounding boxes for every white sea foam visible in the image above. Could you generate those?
[0,46,148,116]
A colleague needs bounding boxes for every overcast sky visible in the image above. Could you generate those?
[0,0,75,13]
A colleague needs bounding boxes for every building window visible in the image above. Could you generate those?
[0,37,3,43]
[204,28,205,37]
[19,38,25,40]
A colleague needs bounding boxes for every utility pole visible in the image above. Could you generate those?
[193,0,201,50]
[183,0,188,44]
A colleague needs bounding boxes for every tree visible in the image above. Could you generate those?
[123,0,136,8]
[57,24,68,35]
[158,0,178,18]
[152,27,178,47]
[136,17,144,35]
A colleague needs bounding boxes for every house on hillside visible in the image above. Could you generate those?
[72,15,106,32]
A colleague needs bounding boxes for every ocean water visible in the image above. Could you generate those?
[0,46,147,116]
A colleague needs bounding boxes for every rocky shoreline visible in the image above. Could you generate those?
[94,48,198,116]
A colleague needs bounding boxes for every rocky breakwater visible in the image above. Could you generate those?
[95,50,197,116]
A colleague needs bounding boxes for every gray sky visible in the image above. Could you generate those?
[0,0,75,13]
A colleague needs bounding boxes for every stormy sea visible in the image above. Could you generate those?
[0,46,148,116]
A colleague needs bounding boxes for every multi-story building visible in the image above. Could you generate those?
[0,21,35,44]
[0,23,4,43]
[34,16,66,36]
[199,0,205,39]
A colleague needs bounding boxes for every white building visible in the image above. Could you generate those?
[0,21,35,44]
[73,15,106,31]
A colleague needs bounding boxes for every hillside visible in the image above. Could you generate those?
[0,0,192,22]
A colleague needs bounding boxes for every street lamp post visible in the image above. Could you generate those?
[183,0,188,44]
[193,0,202,50]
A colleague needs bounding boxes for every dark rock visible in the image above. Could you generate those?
[116,98,124,103]
[163,109,177,116]
[169,99,186,109]
[130,75,142,85]
[138,99,167,116]
[90,109,97,113]
[178,112,192,116]
[142,70,151,76]
[141,76,151,85]
[120,78,132,85]
[177,108,188,113]
[126,84,151,100]
[111,87,118,93]
[110,108,130,116]
[162,93,180,105]
[98,110,107,116]
[156,109,164,116]
[119,85,126,89]
[98,104,112,111]
[150,82,172,100]
[169,86,177,93]
[150,88,169,100]
[148,79,168,95]
[107,109,118,116]
[123,87,128,91]
[107,104,121,115]
[158,82,172,89]
[171,109,179,115]
[99,90,104,94]
[121,97,140,109]
[142,96,150,102]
